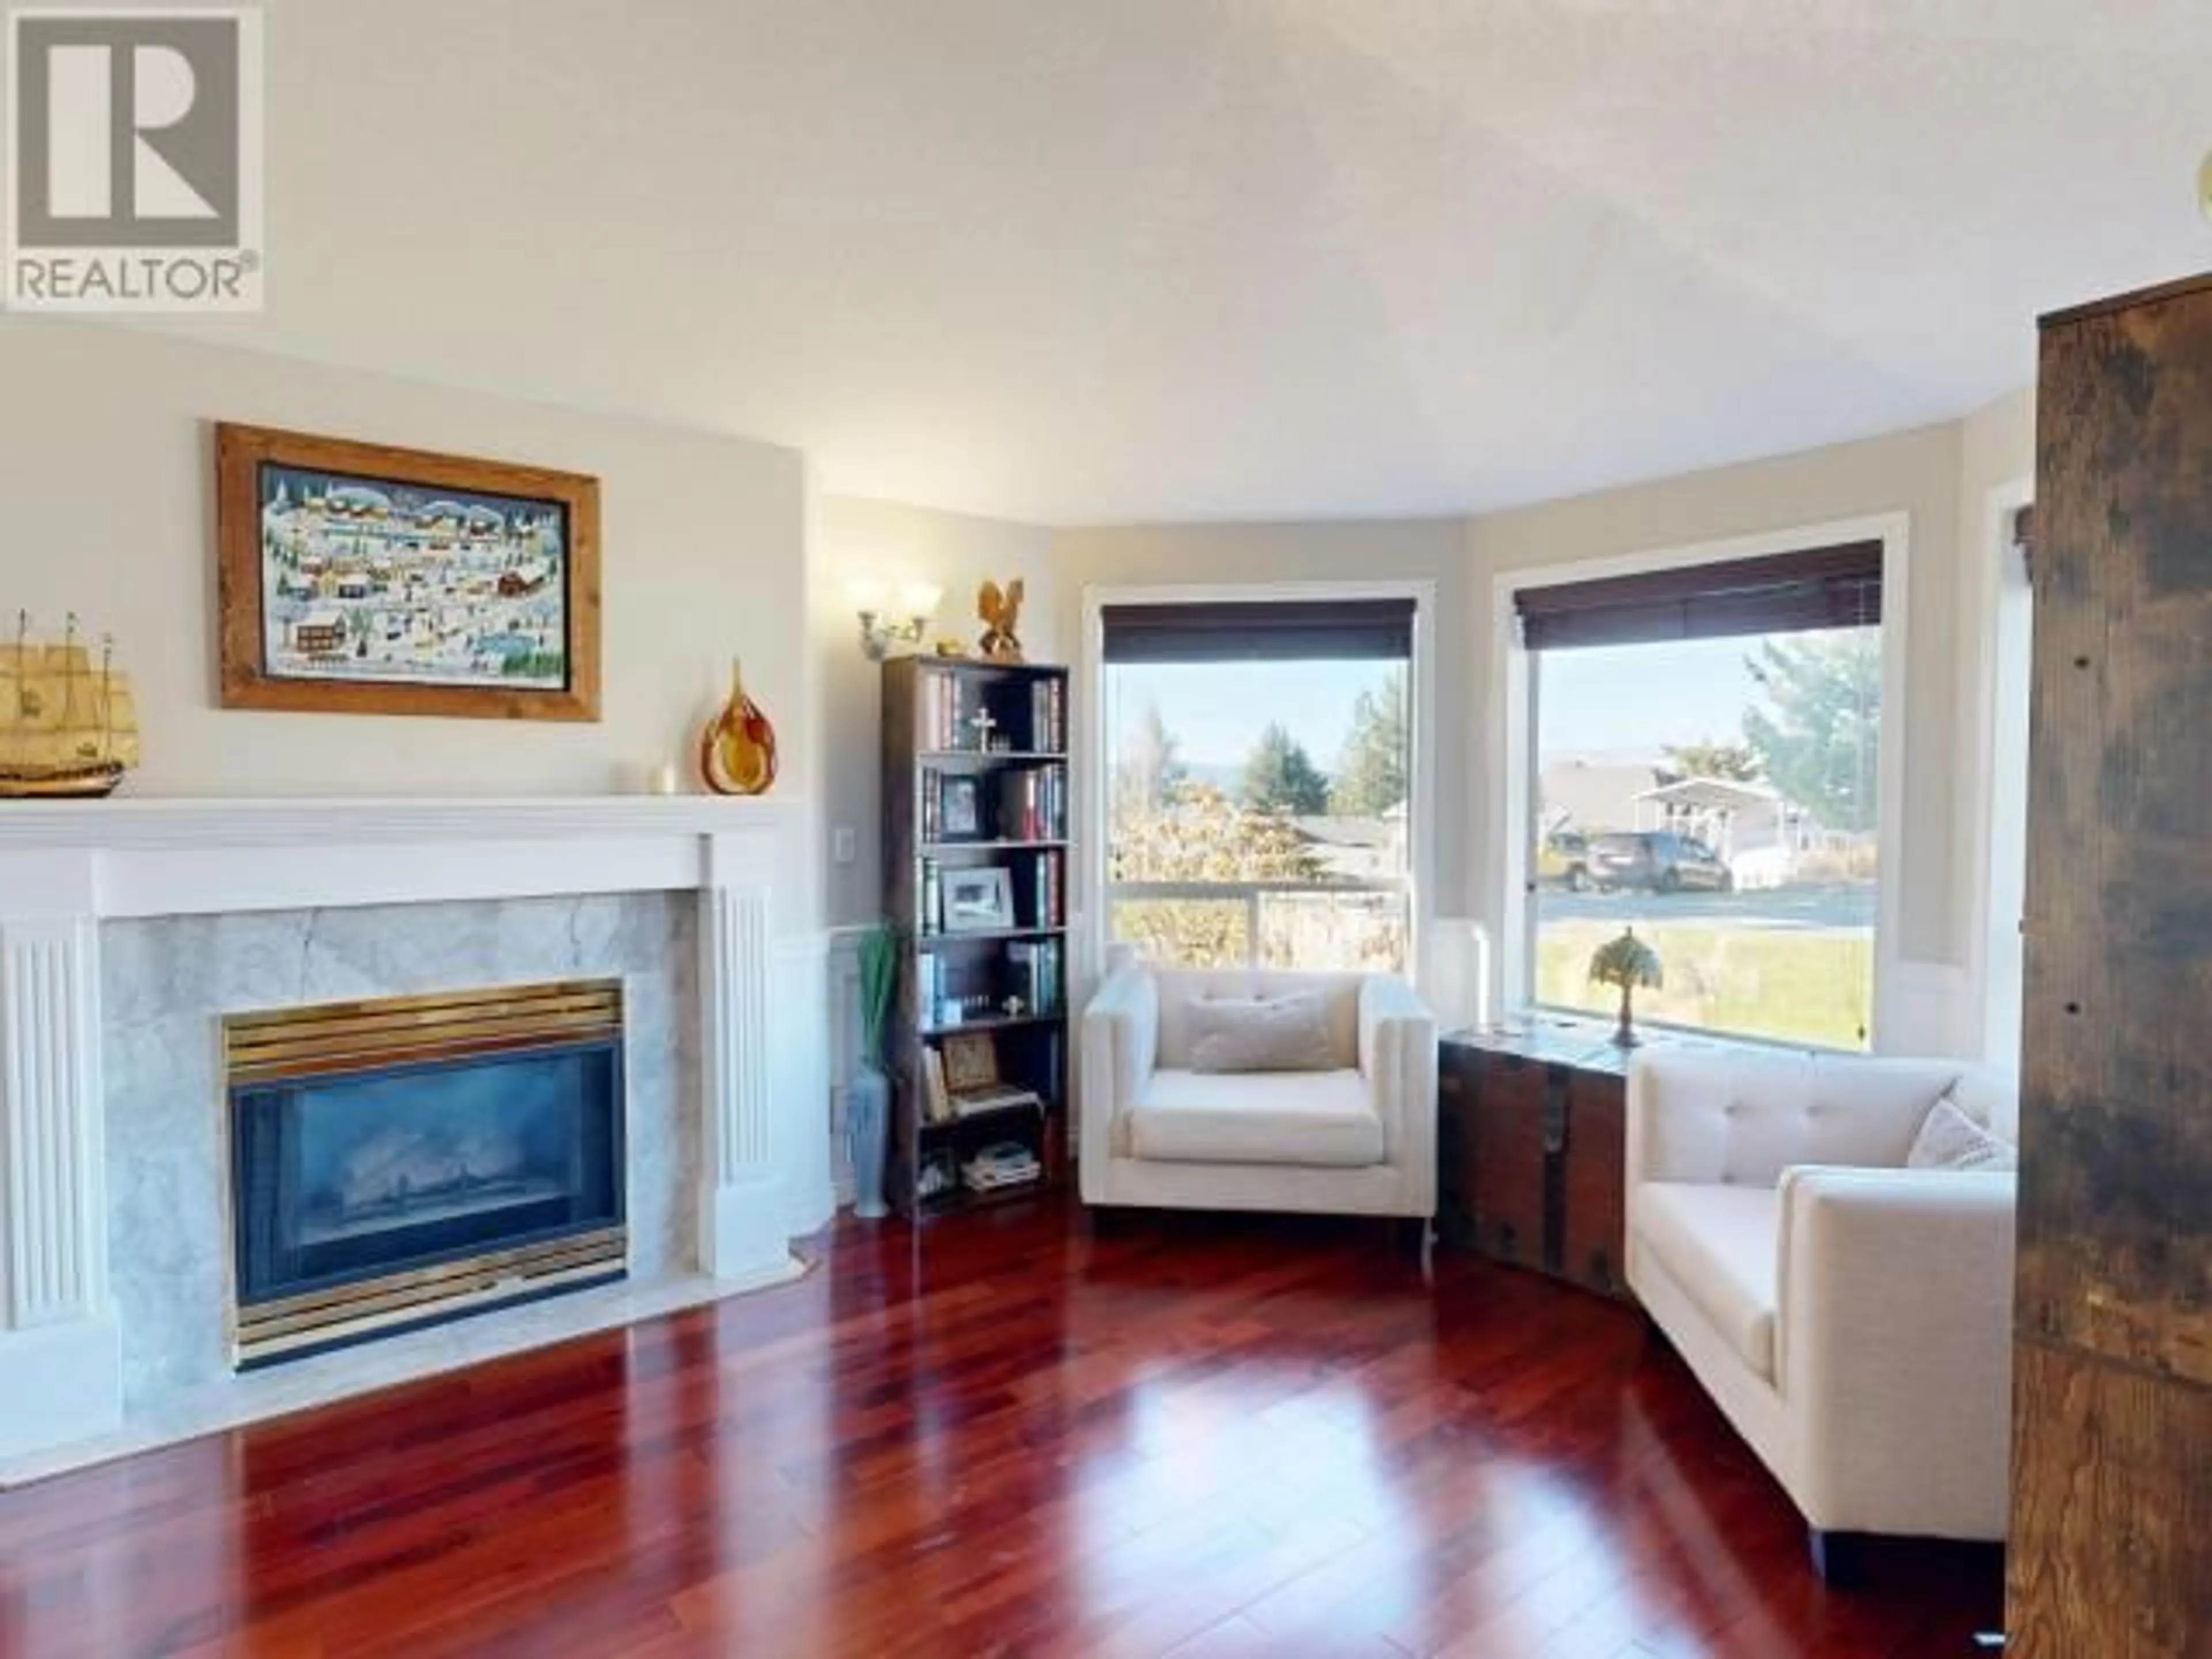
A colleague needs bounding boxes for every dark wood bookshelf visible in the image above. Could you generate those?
[914,926,1060,950]
[918,838,1072,854]
[918,749,1063,763]
[917,1011,1064,1039]
[919,1096,1048,1134]
[880,655,1071,1221]
[918,1175,1051,1217]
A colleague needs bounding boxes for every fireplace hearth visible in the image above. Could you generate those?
[224,981,627,1368]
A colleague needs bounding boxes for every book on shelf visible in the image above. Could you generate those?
[1006,938,1063,1017]
[1031,849,1063,928]
[920,670,1064,755]
[918,857,944,933]
[915,952,944,1024]
[950,1082,1040,1118]
[922,670,968,751]
[914,959,1007,1030]
[921,1048,954,1124]
[995,764,1066,842]
[1028,678,1066,753]
[962,1142,1042,1192]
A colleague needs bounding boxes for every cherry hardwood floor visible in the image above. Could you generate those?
[0,1199,2001,1658]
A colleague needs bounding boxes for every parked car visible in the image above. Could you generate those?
[1587,830,1733,894]
[1536,829,1590,890]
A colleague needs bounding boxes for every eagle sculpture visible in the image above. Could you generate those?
[977,577,1026,662]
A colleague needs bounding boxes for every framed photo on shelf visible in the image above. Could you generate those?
[940,1031,1000,1093]
[942,866,1015,932]
[937,774,983,839]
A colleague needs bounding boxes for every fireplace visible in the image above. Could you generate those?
[223,980,627,1368]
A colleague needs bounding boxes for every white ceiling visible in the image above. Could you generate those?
[164,1,2212,523]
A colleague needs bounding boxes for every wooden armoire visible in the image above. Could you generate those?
[2009,271,2212,1654]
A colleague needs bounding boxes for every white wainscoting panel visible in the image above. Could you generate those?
[825,928,866,1207]
[0,916,122,1458]
[774,931,835,1237]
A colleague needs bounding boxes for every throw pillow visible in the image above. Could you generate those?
[1185,992,1336,1074]
[1906,1096,2019,1172]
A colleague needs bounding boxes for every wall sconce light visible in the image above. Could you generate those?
[852,579,942,660]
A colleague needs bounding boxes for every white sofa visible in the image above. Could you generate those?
[1625,1048,2017,1578]
[1080,963,1437,1221]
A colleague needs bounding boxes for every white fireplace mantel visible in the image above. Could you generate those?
[0,795,802,919]
[0,794,831,1466]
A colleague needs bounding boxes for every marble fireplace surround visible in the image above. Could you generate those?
[0,798,831,1482]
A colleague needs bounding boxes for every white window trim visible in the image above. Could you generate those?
[1965,474,2035,1067]
[1078,578,1438,991]
[1492,511,1912,1051]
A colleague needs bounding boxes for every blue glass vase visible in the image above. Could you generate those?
[847,1059,890,1219]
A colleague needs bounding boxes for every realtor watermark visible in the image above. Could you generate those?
[4,6,263,312]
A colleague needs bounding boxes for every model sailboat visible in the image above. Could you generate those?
[0,612,140,798]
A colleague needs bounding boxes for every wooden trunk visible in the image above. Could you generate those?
[1439,1032,1631,1300]
[1468,1054,1548,1269]
[2006,271,2212,1654]
[1559,1074,1627,1294]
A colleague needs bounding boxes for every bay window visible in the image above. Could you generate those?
[1099,596,1417,972]
[1516,540,1884,1049]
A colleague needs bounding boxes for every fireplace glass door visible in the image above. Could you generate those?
[232,1041,622,1305]
[223,981,627,1367]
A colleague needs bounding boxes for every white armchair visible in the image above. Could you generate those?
[1080,962,1437,1222]
[1625,1048,2018,1578]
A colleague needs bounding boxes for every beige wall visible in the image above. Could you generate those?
[0,321,812,810]
[1958,388,2034,502]
[815,495,1058,925]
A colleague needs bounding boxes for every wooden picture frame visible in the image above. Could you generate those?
[942,866,1015,933]
[937,774,983,839]
[215,422,602,721]
[939,1031,1000,1094]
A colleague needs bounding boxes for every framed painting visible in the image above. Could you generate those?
[215,423,601,720]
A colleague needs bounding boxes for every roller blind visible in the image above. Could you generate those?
[1514,540,1883,652]
[1100,598,1415,664]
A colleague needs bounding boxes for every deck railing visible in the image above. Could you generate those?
[1105,881,1408,972]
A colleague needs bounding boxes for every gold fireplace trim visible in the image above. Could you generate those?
[221,977,627,1370]
[234,1229,626,1367]
[222,979,623,1083]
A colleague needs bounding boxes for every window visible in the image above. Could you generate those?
[1518,541,1883,1049]
[1100,596,1416,972]
[1981,499,2033,1066]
